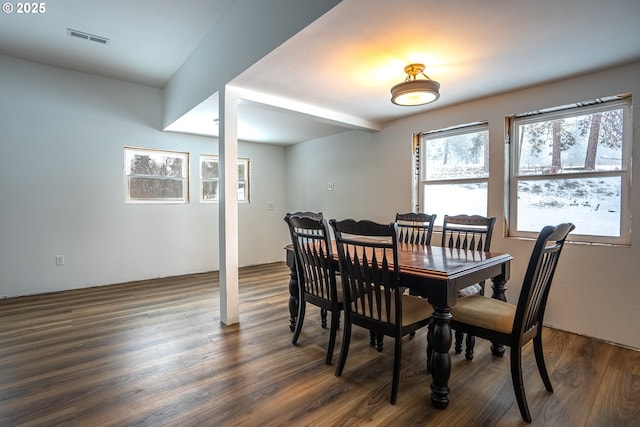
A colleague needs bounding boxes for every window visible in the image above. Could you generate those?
[509,97,631,245]
[201,155,250,203]
[415,123,489,226]
[125,148,188,203]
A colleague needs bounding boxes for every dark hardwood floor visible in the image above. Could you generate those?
[1,262,638,426]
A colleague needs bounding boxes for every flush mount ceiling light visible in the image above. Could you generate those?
[390,63,440,106]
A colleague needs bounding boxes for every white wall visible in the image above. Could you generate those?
[285,61,640,350]
[0,55,288,298]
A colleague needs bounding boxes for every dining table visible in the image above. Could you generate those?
[284,241,513,409]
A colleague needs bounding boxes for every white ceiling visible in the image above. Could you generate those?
[2,0,640,145]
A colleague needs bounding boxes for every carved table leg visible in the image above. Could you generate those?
[490,275,507,357]
[430,306,452,409]
[287,258,299,332]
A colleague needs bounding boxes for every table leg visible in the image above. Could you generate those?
[287,258,299,332]
[430,306,452,409]
[490,275,507,357]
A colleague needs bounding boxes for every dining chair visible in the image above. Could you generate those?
[447,223,575,423]
[285,211,335,330]
[330,219,433,404]
[394,212,437,343]
[284,213,342,365]
[395,212,437,245]
[442,214,496,358]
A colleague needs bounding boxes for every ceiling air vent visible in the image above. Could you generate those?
[66,28,110,45]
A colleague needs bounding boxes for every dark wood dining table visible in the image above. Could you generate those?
[285,242,512,409]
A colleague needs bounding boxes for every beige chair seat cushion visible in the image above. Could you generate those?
[451,295,516,334]
[356,292,432,326]
[400,294,433,326]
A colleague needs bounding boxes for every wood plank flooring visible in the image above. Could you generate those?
[1,262,638,426]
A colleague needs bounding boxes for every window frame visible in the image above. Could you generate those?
[508,98,632,245]
[200,155,251,203]
[124,147,189,204]
[414,122,490,227]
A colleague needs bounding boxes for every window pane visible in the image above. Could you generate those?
[238,182,246,201]
[424,130,489,180]
[516,177,621,237]
[517,109,623,176]
[128,177,184,200]
[238,162,246,181]
[202,159,219,179]
[127,152,186,177]
[423,183,488,226]
[202,181,218,201]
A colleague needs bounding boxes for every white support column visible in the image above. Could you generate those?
[218,85,240,325]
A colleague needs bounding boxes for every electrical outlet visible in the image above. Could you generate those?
[55,255,64,266]
[327,181,334,191]
[267,201,275,210]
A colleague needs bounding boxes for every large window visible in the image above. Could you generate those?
[201,155,250,203]
[415,123,489,226]
[509,97,631,244]
[125,148,189,203]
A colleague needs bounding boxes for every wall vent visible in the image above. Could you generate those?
[66,28,110,45]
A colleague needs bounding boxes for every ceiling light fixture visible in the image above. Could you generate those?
[390,63,440,106]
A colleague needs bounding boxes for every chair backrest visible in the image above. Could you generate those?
[330,219,401,331]
[514,223,575,340]
[395,212,437,245]
[284,213,338,304]
[285,211,323,221]
[441,214,496,251]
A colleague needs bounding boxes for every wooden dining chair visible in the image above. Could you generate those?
[441,214,496,358]
[448,223,575,423]
[395,212,437,245]
[330,219,433,404]
[285,211,335,330]
[284,213,342,365]
[394,212,437,343]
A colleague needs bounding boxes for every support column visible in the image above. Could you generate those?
[219,85,239,325]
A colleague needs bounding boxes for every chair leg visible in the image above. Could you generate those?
[325,310,339,365]
[335,320,351,377]
[426,323,433,371]
[533,333,553,392]
[292,300,306,345]
[390,337,402,405]
[376,333,384,352]
[464,334,475,360]
[320,308,327,328]
[409,289,424,338]
[510,346,532,423]
[454,330,464,353]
